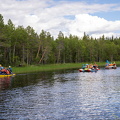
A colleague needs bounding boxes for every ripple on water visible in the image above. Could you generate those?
[0,68,120,119]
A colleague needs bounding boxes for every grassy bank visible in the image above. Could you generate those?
[12,61,120,74]
[13,63,83,74]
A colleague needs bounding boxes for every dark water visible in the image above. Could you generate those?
[0,67,120,120]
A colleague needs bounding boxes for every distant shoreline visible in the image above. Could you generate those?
[13,62,120,74]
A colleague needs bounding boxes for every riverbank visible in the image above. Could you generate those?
[13,61,120,74]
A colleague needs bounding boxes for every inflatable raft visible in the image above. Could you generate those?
[79,63,99,72]
[105,60,117,69]
[0,73,16,77]
[79,68,99,72]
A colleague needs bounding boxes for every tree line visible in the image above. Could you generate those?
[0,14,120,66]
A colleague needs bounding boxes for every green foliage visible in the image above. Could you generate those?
[0,14,120,66]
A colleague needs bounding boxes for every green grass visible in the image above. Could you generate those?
[12,61,120,74]
[13,63,82,73]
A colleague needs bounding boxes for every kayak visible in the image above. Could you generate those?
[0,73,16,77]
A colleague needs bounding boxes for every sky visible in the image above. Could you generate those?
[1,0,120,39]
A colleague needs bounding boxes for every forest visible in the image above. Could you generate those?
[0,14,120,66]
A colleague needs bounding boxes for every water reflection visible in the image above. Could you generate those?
[0,77,11,90]
[10,71,56,89]
[0,68,120,120]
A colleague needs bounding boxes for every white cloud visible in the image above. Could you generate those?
[0,0,120,38]
[68,14,120,38]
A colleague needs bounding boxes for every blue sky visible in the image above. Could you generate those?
[0,0,120,38]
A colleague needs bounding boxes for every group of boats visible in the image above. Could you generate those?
[79,60,117,72]
[0,60,117,77]
[79,63,100,72]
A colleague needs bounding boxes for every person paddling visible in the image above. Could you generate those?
[0,64,4,70]
[7,66,12,74]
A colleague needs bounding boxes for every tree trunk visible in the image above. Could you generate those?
[22,44,25,64]
[36,44,41,59]
[57,49,61,63]
[39,47,47,64]
[26,49,29,65]
[12,43,16,63]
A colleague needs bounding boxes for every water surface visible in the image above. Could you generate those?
[0,67,120,120]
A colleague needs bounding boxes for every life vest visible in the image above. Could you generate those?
[1,69,10,74]
[109,64,113,66]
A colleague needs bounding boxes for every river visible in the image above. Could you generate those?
[0,67,120,120]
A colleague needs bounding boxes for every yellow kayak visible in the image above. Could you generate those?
[0,74,16,78]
